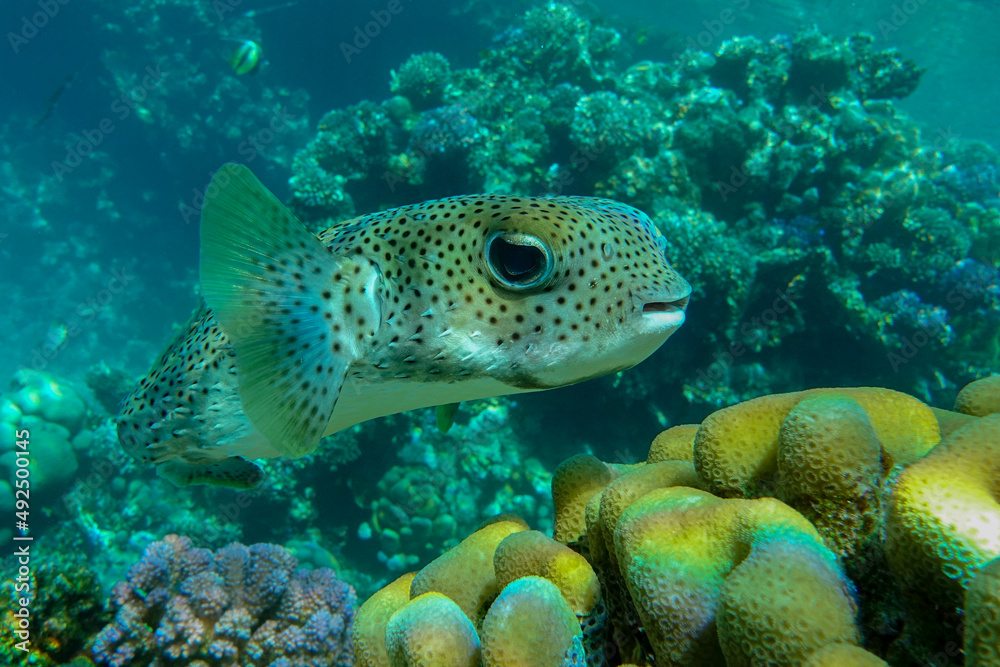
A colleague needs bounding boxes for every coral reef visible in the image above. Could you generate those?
[955,374,1000,417]
[0,370,93,496]
[1,3,312,384]
[480,576,585,666]
[353,517,590,667]
[355,377,1000,666]
[390,53,454,111]
[91,534,356,666]
[409,517,529,627]
[616,488,860,665]
[386,592,480,666]
[91,0,312,176]
[0,560,109,667]
[9,4,999,666]
[353,572,417,667]
[966,556,1000,667]
[355,401,553,573]
[692,387,938,498]
[288,2,1000,417]
[885,414,1000,611]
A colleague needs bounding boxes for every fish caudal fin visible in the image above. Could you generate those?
[199,163,382,458]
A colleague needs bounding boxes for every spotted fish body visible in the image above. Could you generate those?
[118,164,690,488]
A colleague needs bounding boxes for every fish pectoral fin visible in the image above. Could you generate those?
[157,457,264,489]
[435,402,460,433]
[199,163,383,458]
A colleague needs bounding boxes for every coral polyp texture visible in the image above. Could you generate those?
[480,576,585,666]
[357,377,1000,666]
[885,414,1000,605]
[692,387,939,499]
[385,592,481,667]
[954,375,1000,417]
[91,534,356,666]
[353,522,592,667]
[966,556,1000,667]
[614,488,860,666]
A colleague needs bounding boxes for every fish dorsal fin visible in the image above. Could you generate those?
[200,163,382,458]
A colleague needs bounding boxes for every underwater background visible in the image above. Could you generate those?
[1,0,1000,665]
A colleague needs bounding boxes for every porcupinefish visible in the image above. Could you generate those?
[118,163,691,488]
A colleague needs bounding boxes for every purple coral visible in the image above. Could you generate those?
[92,535,355,667]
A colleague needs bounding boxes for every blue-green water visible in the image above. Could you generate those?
[1,1,998,665]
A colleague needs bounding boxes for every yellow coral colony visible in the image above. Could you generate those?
[966,555,1000,667]
[492,530,600,619]
[777,394,883,560]
[410,516,528,625]
[357,378,1000,666]
[886,415,1000,604]
[354,573,417,667]
[614,488,862,666]
[954,375,1000,417]
[385,592,481,667]
[552,454,616,545]
[694,387,939,499]
[481,576,585,666]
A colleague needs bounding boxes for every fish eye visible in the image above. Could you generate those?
[484,231,554,291]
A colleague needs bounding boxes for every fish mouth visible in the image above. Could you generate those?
[640,294,689,329]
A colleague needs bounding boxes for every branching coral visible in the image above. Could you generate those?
[92,535,356,666]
